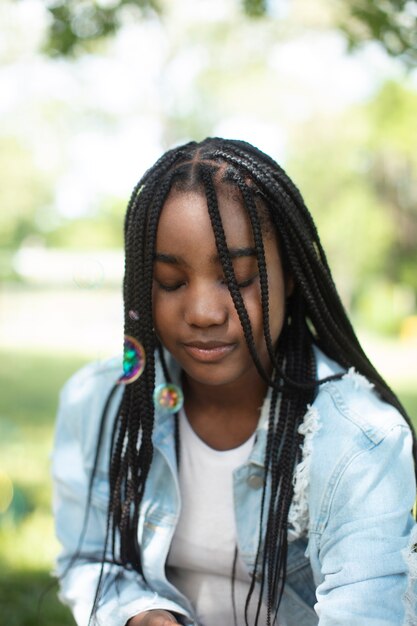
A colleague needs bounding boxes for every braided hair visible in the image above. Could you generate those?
[86,138,417,625]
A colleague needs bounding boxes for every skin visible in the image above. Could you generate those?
[127,185,289,625]
[152,186,290,448]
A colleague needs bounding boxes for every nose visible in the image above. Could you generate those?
[184,282,228,328]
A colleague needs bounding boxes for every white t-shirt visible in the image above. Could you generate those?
[166,409,268,626]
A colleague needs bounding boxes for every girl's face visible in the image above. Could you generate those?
[152,187,289,392]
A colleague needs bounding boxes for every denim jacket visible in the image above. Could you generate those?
[52,347,417,626]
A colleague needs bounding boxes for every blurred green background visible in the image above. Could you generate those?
[0,0,416,623]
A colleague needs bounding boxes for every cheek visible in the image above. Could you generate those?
[151,286,158,324]
[269,283,287,341]
[260,269,287,342]
[240,285,265,336]
[152,289,169,334]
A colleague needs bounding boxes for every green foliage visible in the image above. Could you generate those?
[0,347,80,624]
[43,0,161,57]
[287,112,391,306]
[45,197,125,249]
[0,570,75,626]
[355,280,414,335]
[287,79,417,330]
[364,81,417,292]
[242,0,267,18]
[337,0,417,66]
[0,137,53,250]
[366,80,417,155]
[0,348,88,624]
[399,390,417,422]
[36,0,417,64]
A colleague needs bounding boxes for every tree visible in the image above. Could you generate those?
[42,0,161,57]
[364,81,417,290]
[336,0,417,67]
[34,0,416,65]
[286,78,417,331]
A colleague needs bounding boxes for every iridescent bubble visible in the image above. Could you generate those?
[0,471,14,514]
[153,383,184,414]
[73,258,104,289]
[129,310,139,321]
[117,335,146,384]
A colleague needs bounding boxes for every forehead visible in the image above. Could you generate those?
[156,187,255,250]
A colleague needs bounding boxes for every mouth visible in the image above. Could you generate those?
[182,341,236,363]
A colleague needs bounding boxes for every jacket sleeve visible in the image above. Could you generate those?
[308,423,417,626]
[51,366,192,626]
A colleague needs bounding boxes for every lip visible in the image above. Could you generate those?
[182,341,236,363]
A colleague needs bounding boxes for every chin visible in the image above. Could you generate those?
[182,361,254,388]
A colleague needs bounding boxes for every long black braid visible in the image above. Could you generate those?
[81,137,416,625]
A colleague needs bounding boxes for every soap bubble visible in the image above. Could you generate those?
[118,335,146,384]
[153,383,184,414]
[73,258,104,289]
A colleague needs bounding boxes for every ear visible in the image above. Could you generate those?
[285,273,294,298]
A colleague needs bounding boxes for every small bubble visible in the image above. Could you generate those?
[129,310,139,321]
[0,471,14,514]
[117,335,146,384]
[153,383,184,414]
[73,258,104,289]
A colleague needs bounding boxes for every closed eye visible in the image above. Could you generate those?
[221,274,258,289]
[237,274,258,288]
[155,275,258,292]
[155,281,185,292]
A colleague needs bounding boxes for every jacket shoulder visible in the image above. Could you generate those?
[59,357,123,406]
[313,346,408,445]
[56,358,124,472]
[316,370,408,447]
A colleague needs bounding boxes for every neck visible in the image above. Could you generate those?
[183,374,268,414]
[182,369,269,450]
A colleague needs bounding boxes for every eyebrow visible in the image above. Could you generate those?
[154,247,257,265]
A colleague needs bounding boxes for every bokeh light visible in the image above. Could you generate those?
[0,471,14,514]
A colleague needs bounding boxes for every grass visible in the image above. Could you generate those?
[0,349,88,626]
[0,347,416,625]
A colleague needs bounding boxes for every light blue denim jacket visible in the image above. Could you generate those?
[52,347,417,626]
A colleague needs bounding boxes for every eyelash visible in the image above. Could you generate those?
[156,275,258,292]
[235,275,257,288]
[157,282,184,292]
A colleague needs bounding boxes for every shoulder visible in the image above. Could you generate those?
[55,357,124,472]
[310,346,412,497]
[305,349,416,536]
[58,357,124,437]
[59,357,123,408]
[308,348,414,517]
[55,351,172,469]
[313,346,409,446]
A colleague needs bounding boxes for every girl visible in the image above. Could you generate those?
[52,137,417,626]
